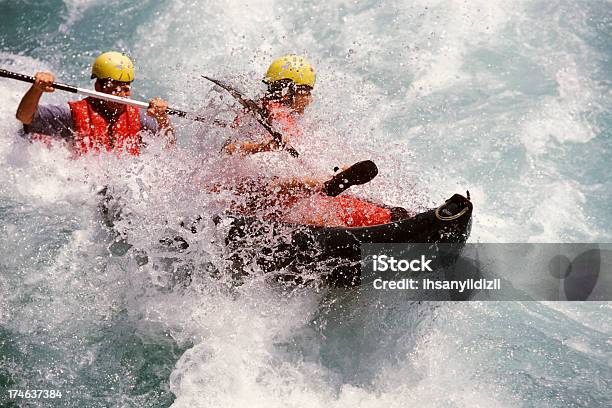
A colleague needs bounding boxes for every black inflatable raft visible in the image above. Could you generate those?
[219,193,473,287]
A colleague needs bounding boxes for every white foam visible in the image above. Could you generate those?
[60,0,105,32]
[519,64,600,155]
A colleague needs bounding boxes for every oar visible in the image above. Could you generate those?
[202,76,300,158]
[322,160,378,196]
[0,68,208,123]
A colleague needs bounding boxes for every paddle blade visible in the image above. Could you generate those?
[322,160,378,197]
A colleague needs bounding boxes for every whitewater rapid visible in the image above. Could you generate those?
[1,0,611,407]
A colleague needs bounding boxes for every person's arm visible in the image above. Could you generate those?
[16,72,55,124]
[271,177,322,195]
[147,97,175,145]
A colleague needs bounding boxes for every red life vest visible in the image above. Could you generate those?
[231,100,300,141]
[68,98,142,155]
[286,195,393,227]
[321,195,392,227]
[263,100,298,138]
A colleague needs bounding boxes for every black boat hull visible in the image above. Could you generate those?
[221,193,473,287]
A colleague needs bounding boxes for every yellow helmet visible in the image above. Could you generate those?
[263,54,315,88]
[91,51,134,82]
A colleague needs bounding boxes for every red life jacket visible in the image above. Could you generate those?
[231,100,300,141]
[68,97,142,155]
[321,195,392,227]
[263,100,298,138]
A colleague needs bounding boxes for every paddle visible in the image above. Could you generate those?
[202,76,300,158]
[0,68,208,123]
[322,160,378,197]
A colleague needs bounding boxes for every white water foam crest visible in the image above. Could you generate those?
[542,302,612,334]
[165,300,518,408]
[60,0,106,33]
[519,64,601,155]
[511,1,607,157]
[527,179,599,242]
[401,0,518,98]
[167,284,328,408]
